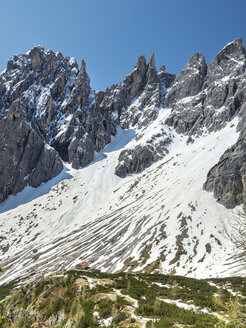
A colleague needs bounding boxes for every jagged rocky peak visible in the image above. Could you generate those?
[206,38,246,90]
[1,39,245,206]
[159,64,165,73]
[165,52,207,109]
[165,38,246,135]
[61,58,91,113]
[208,38,245,76]
[29,46,45,71]
[122,52,164,102]
[203,38,246,132]
[116,38,246,206]
[6,45,70,75]
[0,46,89,200]
[2,40,246,286]
[164,52,207,135]
[119,52,174,129]
[0,45,175,201]
[76,59,91,107]
[202,39,246,208]
[149,51,155,67]
[146,52,159,84]
[122,55,148,100]
[115,52,175,178]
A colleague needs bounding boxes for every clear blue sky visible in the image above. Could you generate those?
[0,0,245,90]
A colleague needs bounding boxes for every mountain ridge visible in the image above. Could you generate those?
[0,38,246,284]
[0,46,175,202]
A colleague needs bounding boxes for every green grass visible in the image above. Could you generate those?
[0,270,245,327]
[0,280,17,302]
[137,300,218,327]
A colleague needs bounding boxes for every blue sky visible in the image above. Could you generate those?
[0,0,245,90]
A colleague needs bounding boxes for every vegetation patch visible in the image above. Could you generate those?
[0,270,245,327]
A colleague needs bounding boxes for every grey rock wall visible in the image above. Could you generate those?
[1,39,246,209]
[0,46,173,202]
[203,138,246,208]
[0,101,63,202]
[165,38,246,135]
[202,39,246,208]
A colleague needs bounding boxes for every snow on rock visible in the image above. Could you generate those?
[0,39,246,285]
[0,109,242,285]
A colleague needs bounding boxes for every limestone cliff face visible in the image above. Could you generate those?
[0,101,63,202]
[1,39,246,208]
[115,39,246,186]
[203,138,246,208]
[155,38,246,208]
[202,39,246,208]
[0,46,174,201]
[165,38,246,135]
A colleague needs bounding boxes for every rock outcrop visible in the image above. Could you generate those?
[1,39,246,209]
[203,138,246,208]
[114,53,175,177]
[202,39,246,208]
[164,53,207,134]
[0,47,174,202]
[120,52,175,130]
[0,101,63,202]
[165,38,246,135]
[115,134,171,178]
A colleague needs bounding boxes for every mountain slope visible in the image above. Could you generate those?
[0,48,174,202]
[0,107,241,285]
[1,270,245,328]
[0,39,246,285]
